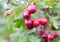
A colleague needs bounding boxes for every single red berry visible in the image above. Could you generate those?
[6,14,10,16]
[25,20,32,25]
[27,4,36,14]
[26,25,33,30]
[6,11,13,16]
[42,39,48,42]
[52,32,58,38]
[42,34,48,39]
[25,20,33,30]
[33,20,40,27]
[23,12,30,19]
[39,18,48,26]
[38,29,44,35]
[6,12,11,16]
[48,34,54,41]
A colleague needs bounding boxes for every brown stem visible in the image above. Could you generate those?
[7,35,11,42]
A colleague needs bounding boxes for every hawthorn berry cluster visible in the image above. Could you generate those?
[38,30,58,42]
[23,4,48,30]
[23,4,58,42]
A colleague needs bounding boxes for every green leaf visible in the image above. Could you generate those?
[14,8,24,16]
[48,21,53,26]
[40,0,46,3]
[33,0,39,3]
[12,3,18,6]
[33,0,40,7]
[53,21,59,29]
[13,18,25,28]
[52,37,60,42]
[0,1,4,15]
[49,16,59,29]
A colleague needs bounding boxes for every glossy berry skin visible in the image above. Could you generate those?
[27,4,36,14]
[33,20,40,27]
[39,18,48,26]
[38,29,44,35]
[42,34,48,39]
[48,34,54,41]
[25,20,33,30]
[23,12,30,19]
[52,32,58,38]
[25,20,32,26]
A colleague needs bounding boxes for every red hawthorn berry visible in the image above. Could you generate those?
[27,4,36,14]
[6,12,11,16]
[6,11,13,16]
[6,13,10,16]
[39,18,48,26]
[48,34,54,41]
[33,20,40,27]
[38,29,44,35]
[42,39,48,42]
[25,20,32,26]
[52,32,58,38]
[25,20,33,30]
[42,34,48,39]
[26,25,33,30]
[23,12,30,19]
